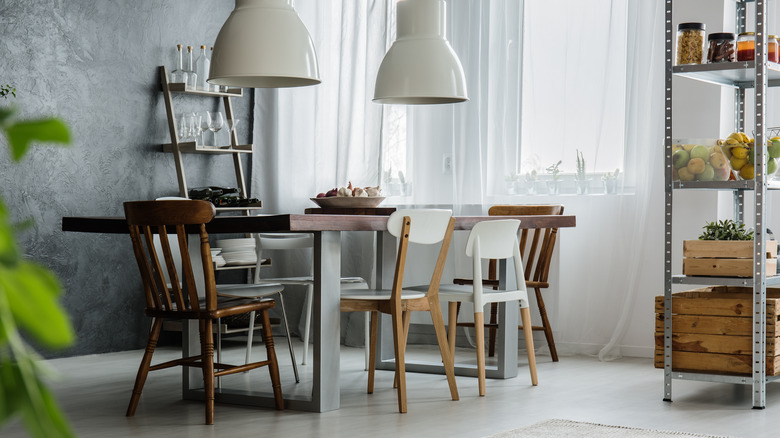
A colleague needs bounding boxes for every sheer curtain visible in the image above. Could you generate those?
[251,0,391,342]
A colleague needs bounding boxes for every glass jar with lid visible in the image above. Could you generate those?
[707,32,735,63]
[677,22,706,65]
[769,35,779,63]
[737,32,756,61]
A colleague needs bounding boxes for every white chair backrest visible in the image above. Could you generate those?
[466,220,521,259]
[467,220,525,309]
[387,209,453,244]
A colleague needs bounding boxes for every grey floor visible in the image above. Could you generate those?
[3,338,778,438]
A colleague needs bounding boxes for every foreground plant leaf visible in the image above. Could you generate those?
[4,118,70,161]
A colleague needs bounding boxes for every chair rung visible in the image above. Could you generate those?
[456,322,499,329]
[149,355,201,371]
[215,360,271,377]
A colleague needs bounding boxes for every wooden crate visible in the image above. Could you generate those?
[654,286,780,376]
[682,240,778,277]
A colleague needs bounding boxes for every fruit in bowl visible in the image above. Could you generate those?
[716,131,780,180]
[316,181,382,198]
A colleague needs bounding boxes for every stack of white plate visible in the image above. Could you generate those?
[211,247,226,268]
[214,238,257,266]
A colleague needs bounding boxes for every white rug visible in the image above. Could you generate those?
[484,419,738,438]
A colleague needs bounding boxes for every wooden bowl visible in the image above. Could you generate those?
[309,196,385,208]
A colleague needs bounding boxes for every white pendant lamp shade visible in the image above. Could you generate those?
[373,0,467,104]
[209,0,320,88]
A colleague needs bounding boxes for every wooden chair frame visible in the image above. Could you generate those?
[123,200,283,424]
[340,210,459,413]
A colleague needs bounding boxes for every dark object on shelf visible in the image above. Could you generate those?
[707,32,735,63]
[188,186,259,207]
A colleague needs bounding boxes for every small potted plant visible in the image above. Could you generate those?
[524,169,538,195]
[545,160,562,195]
[602,168,620,194]
[575,149,589,194]
[683,219,778,277]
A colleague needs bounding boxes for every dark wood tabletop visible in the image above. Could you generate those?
[62,214,576,234]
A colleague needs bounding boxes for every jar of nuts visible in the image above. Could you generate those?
[707,32,735,63]
[677,22,706,65]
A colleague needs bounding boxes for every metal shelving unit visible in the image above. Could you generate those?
[664,0,773,409]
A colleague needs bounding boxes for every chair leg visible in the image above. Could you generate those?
[429,299,459,402]
[391,307,407,413]
[521,306,538,386]
[245,311,256,365]
[447,302,458,361]
[302,283,314,365]
[487,302,498,357]
[259,308,285,410]
[367,311,378,394]
[364,311,371,371]
[394,311,412,389]
[276,293,300,383]
[216,318,222,389]
[126,317,163,417]
[474,312,486,396]
[534,287,558,362]
[199,319,216,425]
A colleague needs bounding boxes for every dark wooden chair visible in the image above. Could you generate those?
[454,204,564,362]
[123,200,284,424]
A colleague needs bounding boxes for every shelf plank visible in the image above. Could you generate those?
[672,274,780,287]
[215,204,262,211]
[673,61,780,88]
[672,180,780,190]
[166,82,243,97]
[215,258,271,271]
[162,142,253,154]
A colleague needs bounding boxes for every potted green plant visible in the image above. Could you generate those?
[602,168,620,194]
[683,219,777,277]
[524,169,538,195]
[0,84,75,438]
[575,149,589,194]
[545,160,562,194]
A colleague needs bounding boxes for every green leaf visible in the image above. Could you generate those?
[0,201,19,267]
[0,107,15,127]
[4,118,70,162]
[0,263,74,348]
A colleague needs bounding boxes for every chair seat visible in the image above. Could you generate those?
[216,283,284,299]
[256,276,366,286]
[340,288,426,301]
[412,284,528,306]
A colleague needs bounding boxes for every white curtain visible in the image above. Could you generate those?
[251,0,391,342]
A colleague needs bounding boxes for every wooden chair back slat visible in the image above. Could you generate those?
[488,205,563,283]
[142,225,173,310]
[426,217,456,299]
[124,200,217,315]
[156,227,186,311]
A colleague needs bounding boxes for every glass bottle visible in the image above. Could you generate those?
[195,45,210,91]
[209,46,220,92]
[186,45,198,91]
[170,44,189,85]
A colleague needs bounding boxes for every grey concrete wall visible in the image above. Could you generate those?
[0,1,254,356]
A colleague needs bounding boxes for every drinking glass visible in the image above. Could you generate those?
[199,111,211,145]
[226,118,240,145]
[188,113,200,143]
[178,114,189,142]
[209,111,224,146]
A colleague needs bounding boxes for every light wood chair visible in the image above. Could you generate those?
[123,200,283,424]
[454,204,564,362]
[340,209,459,413]
[436,219,538,396]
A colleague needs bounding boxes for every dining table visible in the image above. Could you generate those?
[62,212,575,412]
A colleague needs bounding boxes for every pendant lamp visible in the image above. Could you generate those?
[209,0,320,88]
[373,0,468,104]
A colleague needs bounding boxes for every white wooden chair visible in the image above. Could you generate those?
[340,209,459,413]
[436,219,538,395]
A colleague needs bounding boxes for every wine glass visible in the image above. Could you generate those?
[209,111,224,146]
[199,111,211,146]
[226,118,240,146]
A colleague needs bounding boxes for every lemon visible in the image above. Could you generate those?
[740,163,755,179]
[730,155,748,170]
[731,146,748,159]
